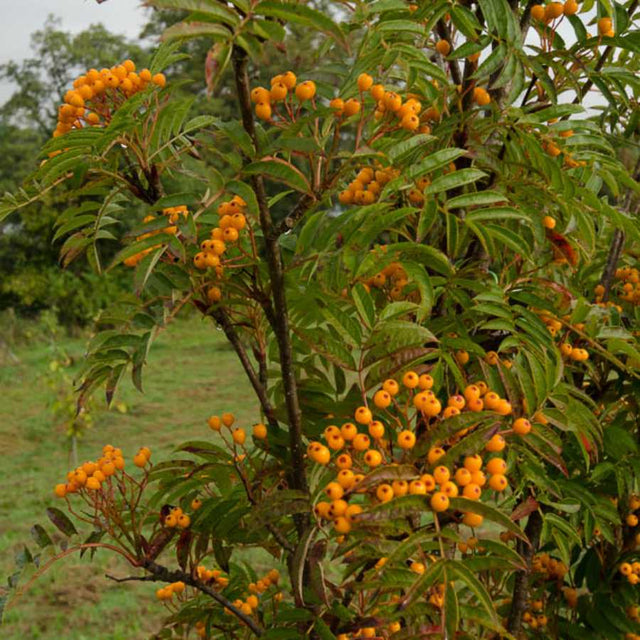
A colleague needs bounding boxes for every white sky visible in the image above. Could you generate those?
[0,0,149,103]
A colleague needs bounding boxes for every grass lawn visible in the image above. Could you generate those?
[0,315,258,638]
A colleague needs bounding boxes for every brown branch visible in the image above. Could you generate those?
[115,560,265,636]
[232,46,308,506]
[506,509,542,634]
[600,229,625,302]
[209,305,279,430]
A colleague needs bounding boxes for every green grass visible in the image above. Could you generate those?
[0,316,258,638]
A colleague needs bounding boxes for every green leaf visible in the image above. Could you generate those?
[446,558,497,621]
[425,168,487,194]
[447,190,508,208]
[352,283,376,328]
[244,157,312,194]
[448,498,527,540]
[387,133,435,164]
[406,148,467,181]
[466,207,529,222]
[255,0,346,47]
[162,21,232,41]
[147,0,240,26]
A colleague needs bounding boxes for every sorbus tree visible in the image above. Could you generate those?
[3,0,640,637]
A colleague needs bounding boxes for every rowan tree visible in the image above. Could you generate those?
[3,0,640,638]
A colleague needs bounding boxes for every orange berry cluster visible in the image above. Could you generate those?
[124,207,187,267]
[601,266,640,306]
[207,411,268,446]
[196,564,230,589]
[223,570,281,623]
[162,505,191,529]
[338,165,399,206]
[358,261,417,303]
[308,372,535,535]
[251,71,489,128]
[155,580,186,601]
[522,606,548,631]
[531,552,569,581]
[194,196,249,302]
[619,561,640,585]
[54,60,165,138]
[536,310,590,362]
[54,444,138,497]
[133,446,152,468]
[250,71,300,121]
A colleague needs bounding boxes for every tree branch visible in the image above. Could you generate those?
[506,509,542,634]
[108,561,265,636]
[600,229,625,302]
[232,46,308,505]
[209,305,279,430]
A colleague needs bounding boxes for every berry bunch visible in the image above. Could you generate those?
[155,580,186,601]
[196,564,230,589]
[619,561,640,585]
[53,443,133,497]
[596,266,640,306]
[531,552,569,580]
[338,165,398,206]
[193,195,250,303]
[162,505,191,529]
[536,310,591,362]
[251,71,489,130]
[54,60,165,138]
[307,371,534,535]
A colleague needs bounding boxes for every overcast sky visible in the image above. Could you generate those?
[0,0,149,103]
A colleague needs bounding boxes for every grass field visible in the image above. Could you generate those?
[0,316,258,639]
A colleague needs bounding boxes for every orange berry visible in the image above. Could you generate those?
[436,40,451,56]
[462,512,483,527]
[253,423,267,439]
[462,484,482,500]
[232,428,246,445]
[486,434,506,452]
[428,446,446,465]
[431,491,450,512]
[295,80,316,101]
[545,2,564,20]
[255,102,272,121]
[530,4,545,20]
[397,430,416,449]
[473,87,491,106]
[464,455,483,472]
[513,418,532,435]
[382,379,400,395]
[376,484,394,502]
[133,453,147,468]
[357,73,373,92]
[54,484,67,498]
[418,374,434,390]
[433,466,450,484]
[486,458,507,475]
[488,474,508,491]
[152,73,166,88]
[355,406,373,424]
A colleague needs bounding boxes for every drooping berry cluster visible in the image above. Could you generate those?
[54,60,165,138]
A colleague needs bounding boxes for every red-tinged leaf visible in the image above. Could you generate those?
[510,496,539,521]
[46,507,78,537]
[176,529,193,570]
